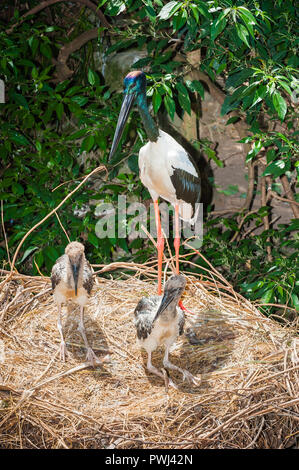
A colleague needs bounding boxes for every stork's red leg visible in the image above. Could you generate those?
[154,200,164,295]
[173,205,194,315]
[174,204,180,275]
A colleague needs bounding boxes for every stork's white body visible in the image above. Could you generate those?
[52,256,89,308]
[139,129,200,223]
[137,302,183,355]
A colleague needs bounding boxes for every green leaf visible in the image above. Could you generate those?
[190,4,199,22]
[235,23,250,47]
[28,36,39,56]
[44,246,59,263]
[70,96,88,107]
[18,246,38,264]
[246,140,262,163]
[158,1,182,20]
[67,129,89,140]
[260,289,274,304]
[211,13,227,41]
[9,131,30,147]
[266,149,276,163]
[278,80,292,96]
[250,85,267,107]
[88,232,99,248]
[195,1,211,19]
[291,293,299,311]
[152,89,162,114]
[172,9,187,31]
[12,182,24,195]
[88,68,96,86]
[55,80,71,92]
[65,86,84,97]
[272,92,287,121]
[55,102,64,120]
[176,82,191,115]
[225,116,240,125]
[226,69,254,90]
[40,43,52,59]
[164,94,176,120]
[218,185,239,196]
[186,80,204,99]
[128,154,139,174]
[205,148,224,167]
[11,92,29,109]
[262,160,286,178]
[221,95,238,115]
[81,135,94,152]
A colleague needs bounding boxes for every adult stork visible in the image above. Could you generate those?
[108,71,201,296]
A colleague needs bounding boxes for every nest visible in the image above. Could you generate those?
[0,262,298,449]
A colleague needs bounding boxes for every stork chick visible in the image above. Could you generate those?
[134,275,200,389]
[51,241,99,366]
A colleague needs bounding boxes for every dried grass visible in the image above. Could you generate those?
[0,261,298,449]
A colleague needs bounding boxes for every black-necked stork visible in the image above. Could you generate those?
[51,241,101,366]
[134,274,200,389]
[108,70,201,296]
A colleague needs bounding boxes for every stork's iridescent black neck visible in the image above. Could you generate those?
[109,71,159,161]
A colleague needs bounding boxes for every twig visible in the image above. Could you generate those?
[183,241,240,304]
[210,208,242,215]
[269,190,299,208]
[230,210,259,243]
[261,176,273,262]
[242,160,256,212]
[55,27,99,80]
[258,303,298,313]
[27,360,108,393]
[55,212,71,243]
[245,417,265,449]
[280,175,299,218]
[1,200,11,268]
[141,224,157,249]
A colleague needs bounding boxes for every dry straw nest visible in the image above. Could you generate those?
[0,259,298,449]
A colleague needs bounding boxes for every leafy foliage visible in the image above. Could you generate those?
[0,0,298,318]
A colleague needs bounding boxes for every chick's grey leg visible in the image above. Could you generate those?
[163,347,201,386]
[78,306,101,366]
[147,351,178,390]
[57,303,67,362]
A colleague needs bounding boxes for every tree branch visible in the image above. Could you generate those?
[261,176,273,263]
[7,0,110,33]
[55,27,99,80]
[280,175,299,219]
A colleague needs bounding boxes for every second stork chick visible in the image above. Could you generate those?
[134,274,200,389]
[51,241,100,366]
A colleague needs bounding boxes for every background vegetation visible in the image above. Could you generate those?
[0,0,298,321]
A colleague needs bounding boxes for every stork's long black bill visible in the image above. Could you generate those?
[108,92,136,161]
[153,288,182,322]
[71,264,79,296]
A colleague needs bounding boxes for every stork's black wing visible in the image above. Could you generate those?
[50,255,67,291]
[178,309,185,336]
[134,296,159,340]
[170,164,201,213]
[82,259,94,295]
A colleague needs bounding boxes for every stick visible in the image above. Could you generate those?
[1,201,11,267]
